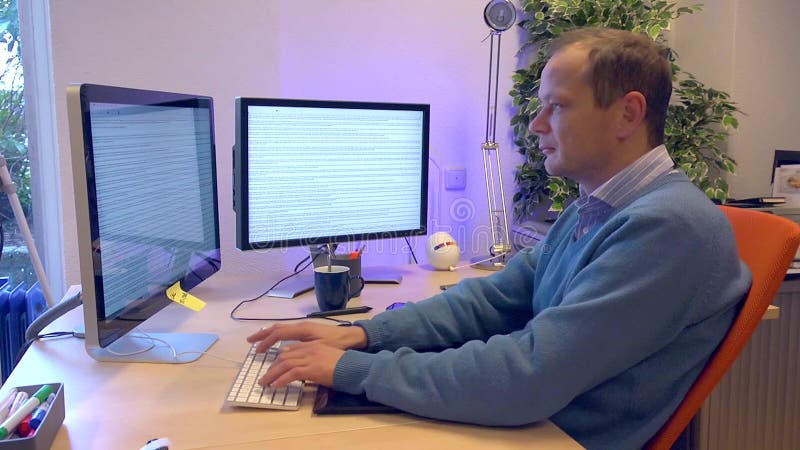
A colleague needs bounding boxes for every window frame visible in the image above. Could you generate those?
[17,0,64,298]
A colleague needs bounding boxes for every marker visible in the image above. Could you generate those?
[16,413,32,437]
[0,389,18,422]
[29,393,55,431]
[0,385,53,440]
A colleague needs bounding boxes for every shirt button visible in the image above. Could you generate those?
[582,227,589,234]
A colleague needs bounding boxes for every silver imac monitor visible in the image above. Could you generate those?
[232,98,429,295]
[67,83,221,363]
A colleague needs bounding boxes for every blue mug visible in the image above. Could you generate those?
[313,265,365,311]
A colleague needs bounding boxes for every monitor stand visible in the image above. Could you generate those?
[267,272,315,298]
[76,324,218,363]
[267,262,403,299]
[362,267,403,284]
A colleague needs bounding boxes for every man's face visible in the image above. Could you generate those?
[529,45,621,192]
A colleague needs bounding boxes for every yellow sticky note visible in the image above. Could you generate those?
[166,281,206,312]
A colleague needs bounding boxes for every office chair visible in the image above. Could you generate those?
[645,205,800,450]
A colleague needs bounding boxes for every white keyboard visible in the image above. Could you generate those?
[224,340,304,410]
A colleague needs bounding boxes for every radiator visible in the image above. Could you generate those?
[0,278,47,383]
[695,281,800,450]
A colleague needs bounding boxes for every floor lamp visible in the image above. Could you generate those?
[471,0,516,271]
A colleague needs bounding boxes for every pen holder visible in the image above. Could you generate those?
[0,383,65,450]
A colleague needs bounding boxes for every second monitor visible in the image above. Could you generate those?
[233,97,429,295]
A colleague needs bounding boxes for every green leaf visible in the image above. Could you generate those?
[648,24,662,40]
[724,160,736,173]
[722,115,738,128]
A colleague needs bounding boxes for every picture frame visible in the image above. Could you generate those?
[772,150,800,205]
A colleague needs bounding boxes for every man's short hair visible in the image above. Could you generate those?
[548,27,672,147]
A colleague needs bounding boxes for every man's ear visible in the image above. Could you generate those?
[616,91,647,140]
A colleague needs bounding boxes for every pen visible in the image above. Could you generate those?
[0,385,53,440]
[306,306,372,318]
[349,243,364,260]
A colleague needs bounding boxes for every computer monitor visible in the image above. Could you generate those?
[67,83,221,363]
[233,98,429,295]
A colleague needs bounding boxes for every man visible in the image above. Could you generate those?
[247,27,751,450]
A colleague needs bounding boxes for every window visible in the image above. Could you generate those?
[0,0,63,298]
[0,0,35,288]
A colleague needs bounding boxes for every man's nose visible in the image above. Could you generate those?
[529,110,547,135]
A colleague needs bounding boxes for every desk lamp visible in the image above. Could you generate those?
[471,0,516,271]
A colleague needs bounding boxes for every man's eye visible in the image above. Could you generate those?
[551,103,562,111]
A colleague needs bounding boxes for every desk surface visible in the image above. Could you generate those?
[4,264,583,449]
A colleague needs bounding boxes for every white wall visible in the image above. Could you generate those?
[51,0,800,288]
[672,0,800,198]
[50,1,523,286]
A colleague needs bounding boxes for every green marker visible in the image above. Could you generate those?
[0,385,53,439]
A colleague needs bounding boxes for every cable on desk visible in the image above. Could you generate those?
[104,331,245,365]
[15,331,80,366]
[104,333,159,357]
[20,329,252,366]
[172,350,243,365]
[228,247,353,326]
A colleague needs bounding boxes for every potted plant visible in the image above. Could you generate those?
[510,0,740,217]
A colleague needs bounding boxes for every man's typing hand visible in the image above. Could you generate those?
[259,340,344,388]
[246,322,368,353]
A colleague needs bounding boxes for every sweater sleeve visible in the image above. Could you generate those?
[332,210,750,427]
[354,244,541,352]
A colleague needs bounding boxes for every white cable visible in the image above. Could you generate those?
[448,252,509,271]
[105,333,159,357]
[106,331,245,365]
[173,350,243,365]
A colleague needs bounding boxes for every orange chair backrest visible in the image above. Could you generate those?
[645,206,800,450]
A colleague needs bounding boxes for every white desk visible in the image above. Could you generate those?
[3,264,583,449]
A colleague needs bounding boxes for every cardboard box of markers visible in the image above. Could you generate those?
[0,383,64,449]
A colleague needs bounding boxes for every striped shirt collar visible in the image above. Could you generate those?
[580,144,675,208]
[572,145,675,239]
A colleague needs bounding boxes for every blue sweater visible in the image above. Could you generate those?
[333,172,751,450]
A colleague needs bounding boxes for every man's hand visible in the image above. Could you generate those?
[259,340,344,387]
[246,322,368,353]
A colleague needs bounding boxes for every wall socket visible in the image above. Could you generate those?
[444,167,467,190]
